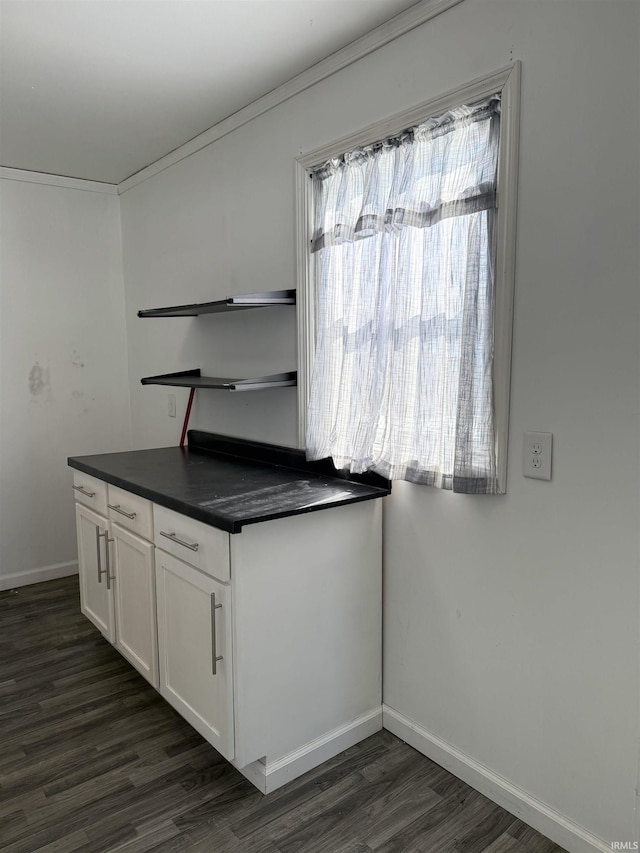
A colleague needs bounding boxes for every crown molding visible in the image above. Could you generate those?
[0,167,118,194]
[118,0,466,195]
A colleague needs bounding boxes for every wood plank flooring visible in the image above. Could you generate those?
[1,576,567,853]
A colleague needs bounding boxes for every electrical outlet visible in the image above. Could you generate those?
[523,431,552,480]
[168,393,176,418]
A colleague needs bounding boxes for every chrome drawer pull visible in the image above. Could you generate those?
[159,531,199,552]
[95,528,107,583]
[74,485,96,498]
[108,503,137,519]
[211,593,223,675]
[105,536,115,590]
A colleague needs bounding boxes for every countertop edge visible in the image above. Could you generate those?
[69,457,240,532]
[68,453,389,534]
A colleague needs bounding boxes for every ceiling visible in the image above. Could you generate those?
[0,0,420,185]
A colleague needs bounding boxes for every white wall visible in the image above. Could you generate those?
[119,0,640,848]
[0,178,132,589]
[119,127,299,448]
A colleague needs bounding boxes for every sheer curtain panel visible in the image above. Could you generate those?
[306,96,501,493]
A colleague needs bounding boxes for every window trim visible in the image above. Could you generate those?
[295,61,521,493]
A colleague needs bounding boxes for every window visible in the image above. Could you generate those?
[296,64,520,494]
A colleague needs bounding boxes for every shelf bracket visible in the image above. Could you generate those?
[179,387,196,448]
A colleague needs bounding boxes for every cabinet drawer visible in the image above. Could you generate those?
[72,472,108,515]
[153,505,230,582]
[108,485,153,540]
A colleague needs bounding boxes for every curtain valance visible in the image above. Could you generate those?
[310,96,500,253]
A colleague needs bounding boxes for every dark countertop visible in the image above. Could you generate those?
[68,430,390,533]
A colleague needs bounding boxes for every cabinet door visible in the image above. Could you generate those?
[155,549,234,760]
[111,522,158,688]
[76,502,114,642]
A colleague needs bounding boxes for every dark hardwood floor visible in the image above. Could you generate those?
[0,576,566,853]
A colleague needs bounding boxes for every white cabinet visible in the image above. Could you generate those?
[153,503,230,581]
[107,484,154,541]
[73,474,382,794]
[152,500,382,792]
[228,504,382,787]
[155,548,234,760]
[111,523,158,688]
[106,486,158,688]
[74,478,158,687]
[76,502,114,642]
[73,471,108,515]
[153,504,234,760]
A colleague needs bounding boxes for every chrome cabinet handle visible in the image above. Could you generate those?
[211,593,223,675]
[105,537,115,590]
[74,485,96,498]
[107,503,137,519]
[159,531,199,552]
[95,528,107,583]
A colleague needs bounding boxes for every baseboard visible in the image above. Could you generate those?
[382,705,611,853]
[0,561,78,591]
[235,708,383,794]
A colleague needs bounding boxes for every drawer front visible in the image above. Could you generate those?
[72,471,108,515]
[108,485,153,541]
[153,505,230,582]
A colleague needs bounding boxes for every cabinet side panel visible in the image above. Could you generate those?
[231,501,382,767]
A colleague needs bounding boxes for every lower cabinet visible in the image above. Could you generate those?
[74,472,158,688]
[76,502,114,643]
[111,523,158,688]
[73,472,383,793]
[155,549,234,760]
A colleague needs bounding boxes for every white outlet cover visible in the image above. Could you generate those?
[523,431,552,480]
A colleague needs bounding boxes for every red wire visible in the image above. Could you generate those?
[179,388,195,448]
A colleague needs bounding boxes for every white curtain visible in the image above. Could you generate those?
[306,96,501,493]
